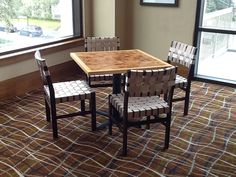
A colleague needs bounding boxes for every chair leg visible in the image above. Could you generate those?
[164,116,171,149]
[184,89,190,116]
[164,93,168,102]
[123,119,128,156]
[87,76,91,86]
[108,102,113,135]
[45,99,50,122]
[81,100,85,115]
[146,116,150,129]
[90,93,96,131]
[51,103,58,139]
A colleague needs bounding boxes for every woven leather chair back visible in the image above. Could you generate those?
[125,66,177,97]
[167,41,197,68]
[34,51,52,87]
[85,37,120,51]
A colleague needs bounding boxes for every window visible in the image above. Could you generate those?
[194,0,236,85]
[0,0,82,54]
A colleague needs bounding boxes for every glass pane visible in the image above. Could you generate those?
[202,0,236,30]
[0,0,73,53]
[197,32,236,83]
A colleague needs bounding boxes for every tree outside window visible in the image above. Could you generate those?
[0,0,77,53]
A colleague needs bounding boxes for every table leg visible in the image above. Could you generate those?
[112,74,121,94]
[97,74,121,130]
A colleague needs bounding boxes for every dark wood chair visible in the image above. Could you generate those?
[108,66,177,156]
[85,36,120,87]
[34,50,96,138]
[167,41,197,116]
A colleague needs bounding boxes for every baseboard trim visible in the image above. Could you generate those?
[0,61,84,100]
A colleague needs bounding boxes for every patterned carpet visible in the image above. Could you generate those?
[0,81,236,177]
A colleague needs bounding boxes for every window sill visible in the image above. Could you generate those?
[0,38,85,66]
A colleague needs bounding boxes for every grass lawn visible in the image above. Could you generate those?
[0,38,11,44]
[12,18,60,30]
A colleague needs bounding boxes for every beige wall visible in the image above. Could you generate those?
[90,0,197,59]
[0,47,83,82]
[86,0,127,48]
[115,0,126,49]
[83,0,93,37]
[90,0,115,37]
[123,0,197,60]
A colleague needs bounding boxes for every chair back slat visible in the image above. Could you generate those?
[34,51,54,94]
[168,41,197,68]
[125,66,177,97]
[85,37,120,51]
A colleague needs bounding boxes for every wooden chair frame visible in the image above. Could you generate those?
[35,51,96,138]
[167,41,197,116]
[108,66,177,156]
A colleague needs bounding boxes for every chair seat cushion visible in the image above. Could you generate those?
[44,80,94,103]
[110,94,170,120]
[175,74,187,88]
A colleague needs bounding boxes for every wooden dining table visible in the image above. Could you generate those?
[70,49,172,94]
[70,49,172,129]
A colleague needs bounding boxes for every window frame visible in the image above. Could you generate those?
[0,0,83,65]
[193,0,236,87]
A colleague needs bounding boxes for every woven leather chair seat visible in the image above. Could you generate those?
[44,80,93,104]
[110,94,170,120]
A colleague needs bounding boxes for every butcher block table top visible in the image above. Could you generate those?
[70,49,172,75]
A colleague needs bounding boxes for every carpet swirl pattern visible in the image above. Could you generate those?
[0,81,236,176]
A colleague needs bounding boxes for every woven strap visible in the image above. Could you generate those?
[110,94,170,120]
[85,37,120,51]
[85,37,120,82]
[89,74,113,81]
[125,66,177,97]
[34,51,50,85]
[44,80,94,103]
[175,74,187,88]
[168,41,197,68]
